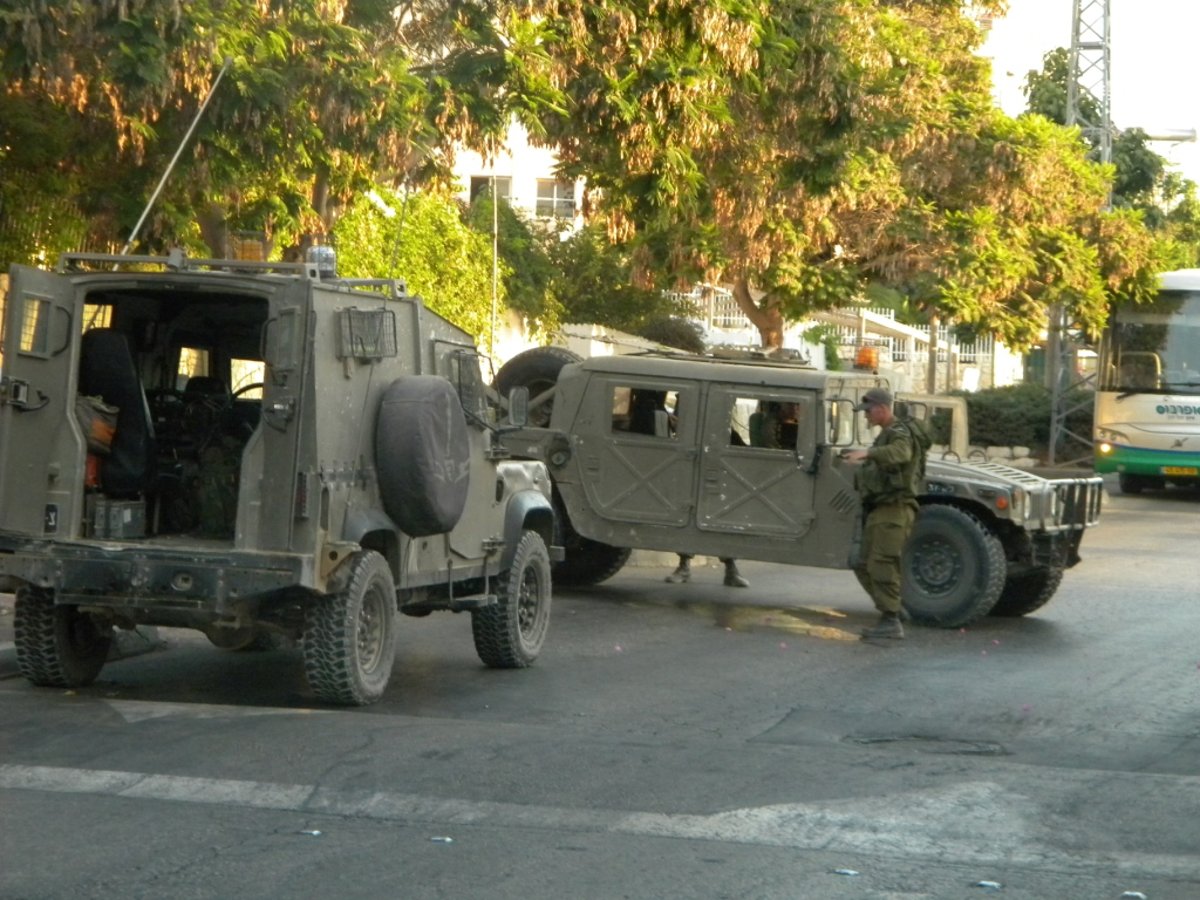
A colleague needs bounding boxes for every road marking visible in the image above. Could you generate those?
[104,699,333,722]
[2,763,1198,880]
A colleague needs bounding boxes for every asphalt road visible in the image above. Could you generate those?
[1,479,1198,899]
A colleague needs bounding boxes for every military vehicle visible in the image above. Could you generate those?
[495,347,1104,627]
[0,250,556,705]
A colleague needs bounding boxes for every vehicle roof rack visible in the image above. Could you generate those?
[53,250,407,300]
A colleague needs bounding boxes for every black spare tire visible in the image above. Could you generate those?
[376,376,470,536]
[494,346,582,427]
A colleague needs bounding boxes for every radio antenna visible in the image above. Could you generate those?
[118,56,233,257]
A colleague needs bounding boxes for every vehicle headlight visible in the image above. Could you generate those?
[1095,427,1127,454]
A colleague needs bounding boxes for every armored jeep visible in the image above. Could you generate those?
[495,348,1104,627]
[0,250,557,705]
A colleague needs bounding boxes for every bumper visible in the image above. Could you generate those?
[1095,444,1200,479]
[0,533,305,616]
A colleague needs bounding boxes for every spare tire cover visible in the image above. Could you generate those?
[376,376,471,536]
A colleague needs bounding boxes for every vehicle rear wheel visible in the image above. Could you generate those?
[14,586,112,687]
[493,346,582,427]
[989,565,1065,617]
[472,530,551,668]
[902,505,1006,627]
[302,550,397,705]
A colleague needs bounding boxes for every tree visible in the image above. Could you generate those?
[0,1,540,261]
[545,223,687,331]
[333,186,502,346]
[511,0,1152,351]
[463,193,562,338]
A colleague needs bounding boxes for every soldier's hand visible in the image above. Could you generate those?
[840,449,867,462]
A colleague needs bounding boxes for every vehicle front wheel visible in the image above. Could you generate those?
[989,565,1065,617]
[302,550,397,705]
[14,586,112,687]
[472,530,552,668]
[902,505,1006,627]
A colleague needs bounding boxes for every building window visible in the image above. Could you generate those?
[536,179,575,219]
[469,176,511,202]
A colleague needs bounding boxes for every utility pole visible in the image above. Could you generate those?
[1048,0,1112,465]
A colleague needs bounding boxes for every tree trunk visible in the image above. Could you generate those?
[731,276,784,349]
[196,203,227,258]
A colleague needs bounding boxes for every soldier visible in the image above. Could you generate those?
[841,387,929,640]
[665,553,749,588]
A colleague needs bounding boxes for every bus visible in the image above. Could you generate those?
[1094,269,1200,494]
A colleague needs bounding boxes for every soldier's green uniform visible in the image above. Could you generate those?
[854,418,923,616]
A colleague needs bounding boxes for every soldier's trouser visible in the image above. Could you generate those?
[853,502,917,614]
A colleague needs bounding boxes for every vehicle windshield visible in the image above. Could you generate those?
[1102,291,1200,395]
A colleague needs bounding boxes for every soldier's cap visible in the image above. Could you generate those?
[854,387,893,411]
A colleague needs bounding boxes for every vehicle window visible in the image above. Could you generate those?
[448,348,487,422]
[176,347,212,389]
[741,397,803,450]
[611,385,681,439]
[827,398,858,446]
[231,359,265,398]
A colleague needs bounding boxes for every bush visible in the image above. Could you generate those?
[951,383,1093,460]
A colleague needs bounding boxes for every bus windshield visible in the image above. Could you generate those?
[1101,291,1200,395]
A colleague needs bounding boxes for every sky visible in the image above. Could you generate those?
[981,0,1200,184]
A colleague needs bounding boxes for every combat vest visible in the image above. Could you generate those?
[856,417,932,508]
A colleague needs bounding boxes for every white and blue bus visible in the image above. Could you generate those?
[1094,269,1200,493]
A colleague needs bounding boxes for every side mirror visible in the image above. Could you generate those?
[507,386,529,428]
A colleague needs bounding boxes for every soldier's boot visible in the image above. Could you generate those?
[860,612,904,640]
[665,560,691,584]
[722,559,749,588]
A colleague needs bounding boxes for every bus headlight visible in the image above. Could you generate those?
[1095,427,1127,454]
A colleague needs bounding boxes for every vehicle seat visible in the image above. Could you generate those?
[182,375,230,405]
[78,329,157,496]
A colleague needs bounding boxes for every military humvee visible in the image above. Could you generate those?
[495,347,1104,627]
[0,250,556,705]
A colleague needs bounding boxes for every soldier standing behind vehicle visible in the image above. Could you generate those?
[841,387,929,640]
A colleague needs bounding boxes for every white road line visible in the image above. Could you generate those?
[2,763,1198,880]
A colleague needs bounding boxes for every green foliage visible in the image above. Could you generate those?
[951,383,1093,460]
[637,317,706,353]
[463,193,561,337]
[800,324,843,371]
[333,188,499,346]
[546,224,685,331]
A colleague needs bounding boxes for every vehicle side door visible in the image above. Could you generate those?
[0,266,84,536]
[574,376,697,526]
[696,387,817,539]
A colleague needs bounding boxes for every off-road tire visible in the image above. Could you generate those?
[555,538,632,587]
[494,346,582,427]
[376,376,470,536]
[14,586,112,687]
[302,550,397,705]
[902,504,1006,627]
[551,494,630,586]
[472,530,551,668]
[989,565,1065,617]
